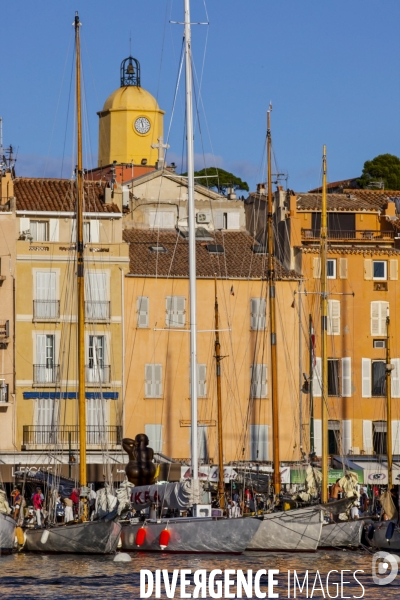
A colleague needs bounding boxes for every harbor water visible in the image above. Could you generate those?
[1,549,399,599]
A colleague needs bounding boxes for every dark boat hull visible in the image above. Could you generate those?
[24,520,121,554]
[121,516,261,554]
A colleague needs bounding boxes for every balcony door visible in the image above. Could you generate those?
[36,334,55,383]
[34,398,58,444]
[86,398,108,444]
[35,272,57,319]
[88,335,106,383]
[85,272,108,320]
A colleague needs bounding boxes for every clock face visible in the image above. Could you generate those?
[134,117,151,135]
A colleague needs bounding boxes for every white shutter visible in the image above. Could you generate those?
[392,421,400,455]
[49,219,59,242]
[227,212,240,230]
[166,296,173,327]
[362,358,371,398]
[90,220,100,243]
[20,217,30,234]
[364,259,372,280]
[339,258,348,279]
[261,364,267,397]
[370,301,388,336]
[214,211,224,230]
[390,260,398,281]
[197,364,207,398]
[137,296,149,328]
[250,364,267,398]
[176,296,186,327]
[145,424,163,453]
[327,300,340,335]
[71,219,77,243]
[86,272,107,319]
[363,420,373,454]
[342,357,352,397]
[313,357,322,397]
[145,365,153,398]
[36,334,46,365]
[314,419,322,456]
[154,364,162,398]
[250,425,268,460]
[313,257,321,279]
[342,420,352,454]
[250,298,266,330]
[391,358,400,398]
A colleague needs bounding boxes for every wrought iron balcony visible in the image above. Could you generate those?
[22,425,122,447]
[33,300,60,320]
[85,365,111,384]
[301,229,395,242]
[85,301,110,321]
[33,364,60,384]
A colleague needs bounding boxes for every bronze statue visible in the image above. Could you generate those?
[122,434,157,486]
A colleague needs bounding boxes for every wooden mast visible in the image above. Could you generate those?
[386,312,393,490]
[214,279,225,509]
[267,106,280,495]
[320,145,329,503]
[74,12,88,516]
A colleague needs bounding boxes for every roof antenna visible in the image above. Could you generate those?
[129,31,132,55]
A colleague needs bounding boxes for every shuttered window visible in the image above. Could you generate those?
[342,420,352,454]
[145,424,163,453]
[342,357,352,397]
[363,420,373,454]
[250,364,267,398]
[214,212,224,230]
[227,212,240,230]
[339,258,348,279]
[250,425,269,460]
[328,359,339,396]
[362,358,371,398]
[85,272,108,320]
[86,398,107,444]
[364,259,372,280]
[391,359,400,398]
[390,260,398,281]
[49,219,59,242]
[313,257,321,279]
[166,296,186,328]
[314,419,322,456]
[137,296,149,328]
[36,334,55,383]
[35,272,57,319]
[250,298,266,330]
[313,357,322,397]
[327,259,336,279]
[327,300,340,335]
[30,221,49,242]
[145,364,162,398]
[20,217,30,234]
[370,301,388,336]
[189,364,207,398]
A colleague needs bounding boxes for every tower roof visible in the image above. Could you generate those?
[101,85,161,113]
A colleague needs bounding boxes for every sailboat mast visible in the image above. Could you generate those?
[267,106,280,495]
[386,312,393,490]
[214,280,225,509]
[74,12,88,499]
[184,0,199,484]
[320,145,329,503]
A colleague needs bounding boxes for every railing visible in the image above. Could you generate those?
[33,364,60,384]
[86,365,111,384]
[301,229,395,242]
[33,300,60,320]
[0,383,9,403]
[85,301,110,321]
[22,425,122,447]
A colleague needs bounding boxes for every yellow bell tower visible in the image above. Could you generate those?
[97,56,165,167]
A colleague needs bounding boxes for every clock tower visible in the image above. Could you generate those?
[97,56,165,167]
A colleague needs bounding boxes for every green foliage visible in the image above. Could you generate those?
[358,154,400,190]
[182,167,249,194]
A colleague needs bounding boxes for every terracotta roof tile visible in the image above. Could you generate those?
[296,192,390,212]
[14,178,120,213]
[123,229,299,280]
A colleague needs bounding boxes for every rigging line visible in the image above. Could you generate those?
[61,40,75,179]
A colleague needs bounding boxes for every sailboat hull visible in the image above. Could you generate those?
[0,513,16,555]
[247,507,323,551]
[319,520,363,548]
[121,516,261,554]
[23,520,121,554]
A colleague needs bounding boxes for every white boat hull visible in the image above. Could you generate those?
[319,520,363,548]
[121,516,261,554]
[247,507,323,551]
[24,520,121,554]
[0,513,16,555]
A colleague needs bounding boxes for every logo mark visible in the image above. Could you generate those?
[372,551,398,585]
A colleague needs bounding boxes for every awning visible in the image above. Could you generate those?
[23,392,118,400]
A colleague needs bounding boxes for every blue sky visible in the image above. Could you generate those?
[1,1,399,191]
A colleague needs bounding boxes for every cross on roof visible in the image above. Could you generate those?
[151,137,170,169]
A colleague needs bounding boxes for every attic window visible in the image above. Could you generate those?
[178,226,214,241]
[149,245,168,253]
[252,245,268,255]
[206,244,224,254]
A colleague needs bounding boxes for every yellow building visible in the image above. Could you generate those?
[123,228,302,464]
[0,176,129,479]
[97,56,165,169]
[268,187,400,466]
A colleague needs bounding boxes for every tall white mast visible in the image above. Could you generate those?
[184,0,199,484]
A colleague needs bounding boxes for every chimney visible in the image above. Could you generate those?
[0,171,14,206]
[167,162,177,173]
[256,183,266,195]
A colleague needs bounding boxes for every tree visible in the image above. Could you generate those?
[182,167,249,194]
[358,154,400,190]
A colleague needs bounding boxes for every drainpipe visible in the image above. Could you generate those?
[119,268,125,437]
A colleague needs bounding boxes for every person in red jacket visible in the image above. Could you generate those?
[70,488,80,518]
[32,488,43,527]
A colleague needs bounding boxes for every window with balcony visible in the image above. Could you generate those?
[31,220,49,242]
[85,272,109,321]
[34,334,58,383]
[34,272,59,320]
[86,397,107,444]
[34,398,58,444]
[87,335,109,383]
